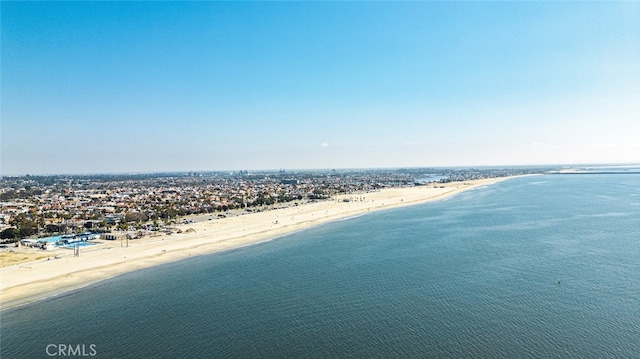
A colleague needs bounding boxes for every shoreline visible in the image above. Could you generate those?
[0,176,522,310]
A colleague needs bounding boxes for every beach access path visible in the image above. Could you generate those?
[0,176,516,310]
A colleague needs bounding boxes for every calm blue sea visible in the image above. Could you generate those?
[2,175,639,358]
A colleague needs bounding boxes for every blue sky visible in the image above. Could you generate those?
[2,1,639,175]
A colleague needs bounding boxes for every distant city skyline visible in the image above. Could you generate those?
[2,1,639,175]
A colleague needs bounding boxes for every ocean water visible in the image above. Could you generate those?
[2,175,639,358]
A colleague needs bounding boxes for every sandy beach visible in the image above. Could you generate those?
[0,177,514,310]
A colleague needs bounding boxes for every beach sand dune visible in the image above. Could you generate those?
[0,177,513,310]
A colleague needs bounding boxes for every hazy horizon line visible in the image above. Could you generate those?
[2,162,639,178]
